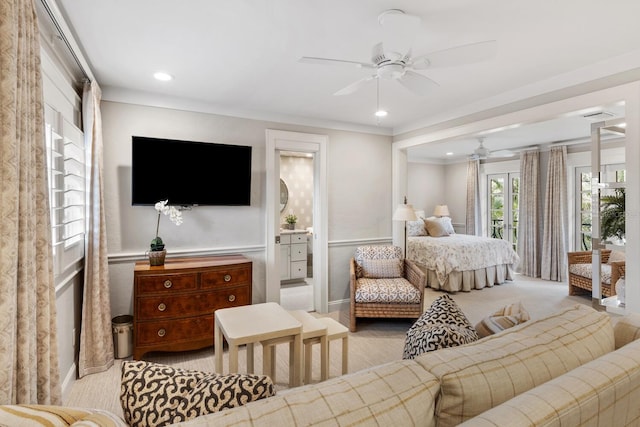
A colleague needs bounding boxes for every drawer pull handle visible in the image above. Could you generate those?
[158,303,167,312]
[228,294,236,302]
[224,274,232,282]
[163,280,173,289]
[157,328,166,337]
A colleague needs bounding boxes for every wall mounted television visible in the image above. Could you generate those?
[131,136,252,206]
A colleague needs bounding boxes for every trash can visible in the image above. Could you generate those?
[112,315,133,359]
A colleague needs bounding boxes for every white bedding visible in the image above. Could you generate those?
[407,234,520,288]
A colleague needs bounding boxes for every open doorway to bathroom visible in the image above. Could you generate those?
[279,151,315,311]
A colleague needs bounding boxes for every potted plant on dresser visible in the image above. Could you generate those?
[149,200,183,266]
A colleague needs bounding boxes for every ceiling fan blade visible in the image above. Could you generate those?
[333,75,376,96]
[379,10,421,58]
[411,40,497,70]
[298,56,374,69]
[396,71,438,96]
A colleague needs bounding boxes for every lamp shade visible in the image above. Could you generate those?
[393,203,417,221]
[433,205,450,217]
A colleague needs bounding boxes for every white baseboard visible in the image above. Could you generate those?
[60,362,76,402]
[328,298,349,312]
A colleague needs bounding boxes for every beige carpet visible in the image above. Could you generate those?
[64,274,593,418]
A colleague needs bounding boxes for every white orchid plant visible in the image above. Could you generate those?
[150,200,183,251]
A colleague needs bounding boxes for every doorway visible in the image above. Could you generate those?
[279,151,315,311]
[265,129,328,313]
[487,173,520,250]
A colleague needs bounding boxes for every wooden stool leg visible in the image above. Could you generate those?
[263,344,276,383]
[320,335,329,381]
[341,336,348,375]
[304,341,312,384]
[289,341,295,386]
[247,343,254,373]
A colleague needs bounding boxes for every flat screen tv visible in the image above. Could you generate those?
[131,136,252,206]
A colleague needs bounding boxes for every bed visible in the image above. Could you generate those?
[407,234,520,292]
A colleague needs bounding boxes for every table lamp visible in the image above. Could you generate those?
[393,197,417,256]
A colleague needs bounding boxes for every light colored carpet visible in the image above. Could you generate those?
[64,274,594,417]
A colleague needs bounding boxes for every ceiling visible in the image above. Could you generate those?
[51,0,640,160]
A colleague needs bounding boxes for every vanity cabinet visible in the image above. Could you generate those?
[280,231,307,281]
[133,255,252,359]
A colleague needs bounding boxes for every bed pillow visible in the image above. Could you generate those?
[361,258,403,278]
[424,218,449,237]
[407,219,428,236]
[403,294,478,359]
[439,216,455,234]
[120,361,275,427]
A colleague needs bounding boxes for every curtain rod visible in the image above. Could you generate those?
[39,0,94,83]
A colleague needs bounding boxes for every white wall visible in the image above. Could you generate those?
[407,162,445,215]
[101,101,393,315]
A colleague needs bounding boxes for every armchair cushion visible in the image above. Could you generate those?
[360,258,403,278]
[120,361,275,427]
[569,263,612,284]
[355,278,422,303]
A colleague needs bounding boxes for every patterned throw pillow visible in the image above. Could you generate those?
[407,219,427,236]
[403,294,478,359]
[475,301,530,338]
[360,258,403,278]
[120,361,275,427]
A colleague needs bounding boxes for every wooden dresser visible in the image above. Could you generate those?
[133,254,252,360]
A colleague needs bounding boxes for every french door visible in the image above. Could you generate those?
[488,173,520,250]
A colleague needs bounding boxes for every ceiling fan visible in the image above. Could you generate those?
[298,9,497,96]
[470,138,515,160]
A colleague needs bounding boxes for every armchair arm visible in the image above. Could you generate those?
[567,250,611,265]
[349,258,357,300]
[404,259,426,292]
[611,261,625,286]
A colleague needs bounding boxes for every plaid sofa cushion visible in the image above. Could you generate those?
[459,337,640,427]
[0,405,126,427]
[169,360,440,427]
[414,304,614,427]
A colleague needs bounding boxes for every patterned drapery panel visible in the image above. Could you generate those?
[0,0,61,404]
[465,160,481,236]
[517,150,540,277]
[79,81,115,377]
[541,146,568,281]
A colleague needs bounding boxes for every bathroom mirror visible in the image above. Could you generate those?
[280,179,288,212]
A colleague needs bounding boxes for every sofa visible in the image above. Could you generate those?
[173,304,640,427]
[4,305,640,426]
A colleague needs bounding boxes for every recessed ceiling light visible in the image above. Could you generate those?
[446,152,453,156]
[375,109,388,117]
[153,72,173,81]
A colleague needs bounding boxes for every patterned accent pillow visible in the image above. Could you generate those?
[424,219,449,237]
[120,361,275,427]
[608,250,626,264]
[361,258,403,278]
[407,219,427,236]
[403,294,478,359]
[354,246,404,278]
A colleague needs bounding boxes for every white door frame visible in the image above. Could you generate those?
[266,129,328,313]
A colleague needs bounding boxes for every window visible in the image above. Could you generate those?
[488,173,519,250]
[575,164,625,250]
[44,104,86,276]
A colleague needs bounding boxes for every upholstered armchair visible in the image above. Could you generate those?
[350,245,427,332]
[567,249,625,298]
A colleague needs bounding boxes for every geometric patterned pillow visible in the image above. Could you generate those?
[120,361,275,427]
[407,219,427,236]
[403,294,478,359]
[361,258,403,278]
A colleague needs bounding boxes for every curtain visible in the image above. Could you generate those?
[541,146,568,281]
[465,159,481,235]
[0,0,61,404]
[78,81,114,377]
[517,150,540,277]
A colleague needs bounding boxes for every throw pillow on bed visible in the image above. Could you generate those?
[120,361,275,427]
[403,294,478,359]
[424,219,449,237]
[475,301,530,338]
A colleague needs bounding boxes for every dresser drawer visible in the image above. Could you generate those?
[290,261,307,279]
[202,265,250,288]
[290,243,307,261]
[136,287,251,320]
[136,315,213,346]
[137,273,198,294]
[290,233,307,244]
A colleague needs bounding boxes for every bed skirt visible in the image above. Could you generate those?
[422,264,515,292]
